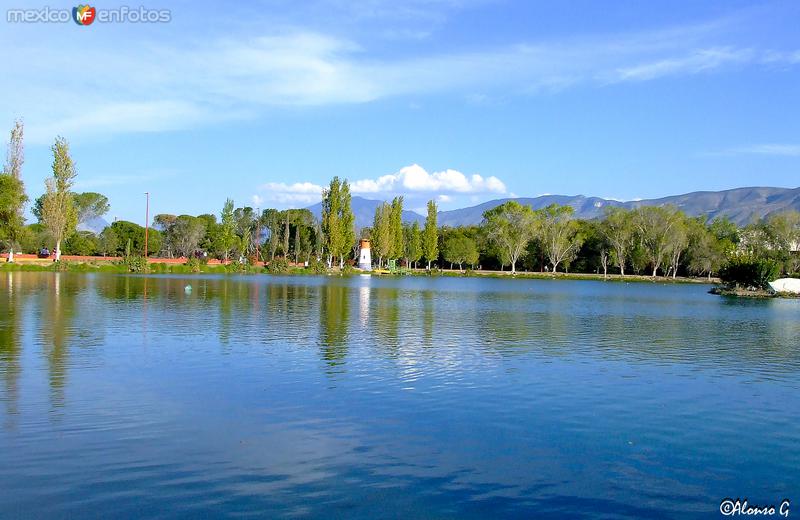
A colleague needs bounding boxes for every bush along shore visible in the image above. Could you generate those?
[709,254,800,298]
[2,254,718,284]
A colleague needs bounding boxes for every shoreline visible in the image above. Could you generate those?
[1,259,717,285]
[708,286,800,299]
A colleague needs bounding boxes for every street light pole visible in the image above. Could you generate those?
[144,192,150,258]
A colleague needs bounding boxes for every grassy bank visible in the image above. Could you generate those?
[1,260,719,284]
[402,269,716,284]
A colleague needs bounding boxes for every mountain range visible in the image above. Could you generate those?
[307,186,800,228]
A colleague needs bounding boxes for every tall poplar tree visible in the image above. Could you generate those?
[40,136,77,261]
[0,120,27,248]
[389,196,404,261]
[404,221,422,268]
[219,198,236,262]
[339,181,355,268]
[423,199,438,269]
[321,177,342,268]
[372,202,392,268]
[322,177,355,269]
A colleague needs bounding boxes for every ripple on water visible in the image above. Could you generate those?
[0,272,798,518]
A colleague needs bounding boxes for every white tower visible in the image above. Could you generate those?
[357,239,372,270]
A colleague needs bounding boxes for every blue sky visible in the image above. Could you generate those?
[2,0,799,222]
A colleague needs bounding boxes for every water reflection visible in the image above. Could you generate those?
[0,273,22,424]
[319,282,349,369]
[0,273,798,518]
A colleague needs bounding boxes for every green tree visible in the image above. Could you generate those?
[109,221,161,257]
[0,120,27,250]
[40,137,78,261]
[709,217,740,252]
[339,181,356,268]
[482,200,537,274]
[663,213,690,278]
[371,202,393,268]
[261,208,283,261]
[321,177,355,269]
[633,205,684,277]
[443,231,479,270]
[291,209,315,264]
[321,178,342,267]
[539,204,584,273]
[423,199,439,269]
[219,198,236,262]
[171,215,207,257]
[601,207,635,276]
[404,221,423,268]
[98,226,119,256]
[389,196,404,260]
[152,214,178,256]
[686,218,726,280]
[73,192,109,227]
[0,176,26,249]
[763,210,800,273]
[64,230,99,256]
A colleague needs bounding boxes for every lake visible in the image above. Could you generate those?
[1,272,798,518]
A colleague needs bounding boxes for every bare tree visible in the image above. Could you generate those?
[600,249,609,279]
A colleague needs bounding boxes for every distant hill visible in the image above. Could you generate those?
[307,196,425,229]
[303,187,800,228]
[436,187,800,227]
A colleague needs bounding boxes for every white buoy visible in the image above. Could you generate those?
[184,285,192,294]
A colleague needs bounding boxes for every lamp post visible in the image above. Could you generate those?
[144,192,150,258]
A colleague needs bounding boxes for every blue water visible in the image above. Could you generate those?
[1,272,798,518]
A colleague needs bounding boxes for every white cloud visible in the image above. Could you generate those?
[728,144,800,157]
[256,181,325,205]
[706,143,800,157]
[252,165,506,208]
[612,47,752,82]
[3,14,798,142]
[350,164,506,195]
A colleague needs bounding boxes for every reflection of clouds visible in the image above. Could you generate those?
[2,273,800,517]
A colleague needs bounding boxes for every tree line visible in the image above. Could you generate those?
[1,121,797,281]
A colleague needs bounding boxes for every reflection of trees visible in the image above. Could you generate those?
[38,274,80,411]
[371,287,399,354]
[0,273,23,423]
[319,283,350,368]
[422,290,436,347]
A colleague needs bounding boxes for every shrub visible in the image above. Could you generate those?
[306,258,327,274]
[719,255,779,290]
[226,260,246,273]
[267,257,289,274]
[53,260,70,271]
[185,257,202,273]
[119,256,149,273]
